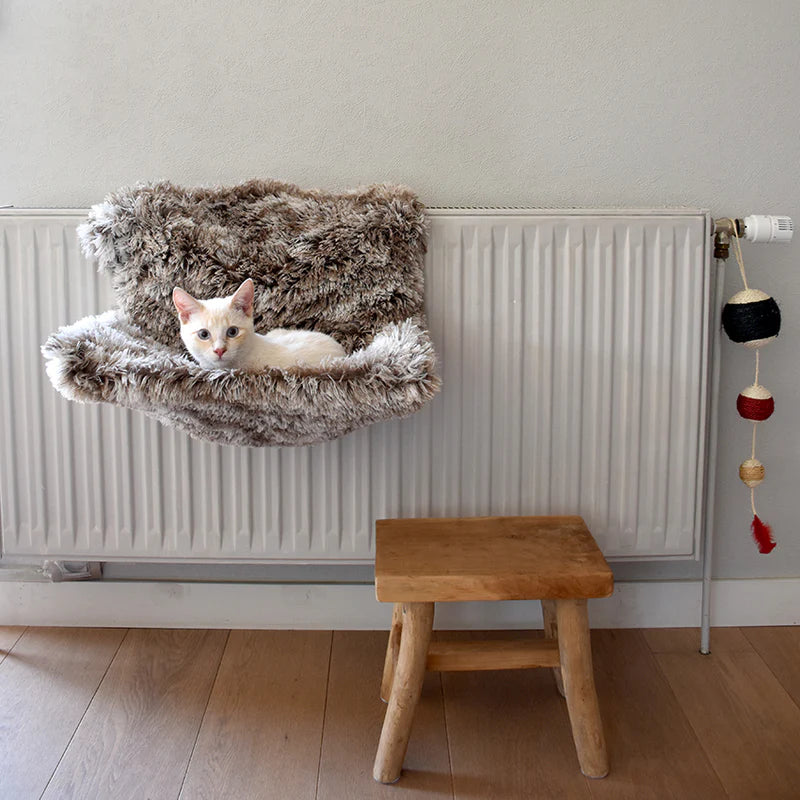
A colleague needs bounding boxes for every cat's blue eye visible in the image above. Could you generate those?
[226,326,239,338]
[197,329,210,340]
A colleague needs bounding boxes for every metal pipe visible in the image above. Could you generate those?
[700,257,726,654]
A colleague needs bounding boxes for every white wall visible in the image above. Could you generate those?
[2,0,798,579]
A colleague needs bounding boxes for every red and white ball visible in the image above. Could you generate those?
[736,384,775,421]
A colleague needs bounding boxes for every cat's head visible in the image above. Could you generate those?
[172,279,255,369]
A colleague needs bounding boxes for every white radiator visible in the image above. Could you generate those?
[0,209,712,563]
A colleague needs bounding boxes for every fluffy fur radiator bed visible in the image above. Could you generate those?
[42,180,440,447]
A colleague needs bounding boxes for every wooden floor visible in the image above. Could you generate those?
[1,626,799,799]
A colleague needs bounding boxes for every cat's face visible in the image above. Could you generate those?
[172,279,255,369]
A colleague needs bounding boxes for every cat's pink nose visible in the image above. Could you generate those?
[214,347,226,358]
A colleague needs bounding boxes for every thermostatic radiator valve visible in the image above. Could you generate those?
[742,215,793,243]
[713,215,793,259]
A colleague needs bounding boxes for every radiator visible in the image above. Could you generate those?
[0,209,712,563]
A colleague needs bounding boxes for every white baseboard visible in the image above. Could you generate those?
[0,578,798,629]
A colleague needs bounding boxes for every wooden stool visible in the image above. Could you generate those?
[373,515,613,784]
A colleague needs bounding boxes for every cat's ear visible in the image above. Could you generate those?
[231,278,255,317]
[172,287,203,323]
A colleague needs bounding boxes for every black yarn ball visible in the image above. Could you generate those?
[722,289,781,346]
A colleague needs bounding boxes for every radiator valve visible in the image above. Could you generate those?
[742,215,793,243]
[713,215,793,259]
[42,561,103,582]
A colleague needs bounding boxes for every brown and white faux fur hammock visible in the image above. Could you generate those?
[42,180,440,447]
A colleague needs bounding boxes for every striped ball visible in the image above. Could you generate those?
[737,384,775,421]
[739,458,765,488]
[721,289,781,348]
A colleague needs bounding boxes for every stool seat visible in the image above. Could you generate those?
[376,515,613,602]
[373,515,613,784]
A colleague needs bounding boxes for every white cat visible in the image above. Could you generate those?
[172,279,346,371]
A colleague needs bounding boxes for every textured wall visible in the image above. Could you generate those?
[2,0,798,578]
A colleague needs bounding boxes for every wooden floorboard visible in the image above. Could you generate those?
[0,627,126,800]
[41,629,228,800]
[741,626,800,708]
[317,630,452,799]
[179,630,331,800]
[644,627,800,800]
[0,626,26,666]
[586,629,726,800]
[441,630,591,800]
[3,625,800,799]
[644,626,753,655]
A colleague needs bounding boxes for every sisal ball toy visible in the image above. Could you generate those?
[737,384,774,421]
[722,288,781,348]
[721,221,778,554]
[739,458,765,487]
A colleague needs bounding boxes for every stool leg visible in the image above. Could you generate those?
[541,599,566,697]
[555,598,608,779]
[380,603,403,702]
[373,602,434,783]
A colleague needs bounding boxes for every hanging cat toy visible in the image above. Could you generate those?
[717,216,792,553]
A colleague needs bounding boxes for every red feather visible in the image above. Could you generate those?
[752,514,776,554]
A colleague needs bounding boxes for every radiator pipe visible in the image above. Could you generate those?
[711,217,745,260]
[700,255,727,654]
